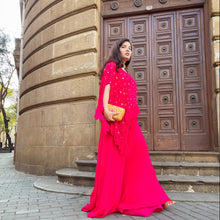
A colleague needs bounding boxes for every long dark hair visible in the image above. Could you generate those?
[98,38,132,81]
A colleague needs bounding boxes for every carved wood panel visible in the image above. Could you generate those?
[104,18,127,59]
[103,8,210,151]
[151,12,180,150]
[177,9,210,150]
[129,16,153,150]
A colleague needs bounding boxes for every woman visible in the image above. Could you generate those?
[81,38,175,218]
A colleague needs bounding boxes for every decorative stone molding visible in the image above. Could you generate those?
[134,0,143,7]
[159,0,168,4]
[110,2,119,10]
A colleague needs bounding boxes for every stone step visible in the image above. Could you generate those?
[56,168,95,187]
[158,175,219,193]
[149,151,220,163]
[153,161,220,176]
[33,176,220,202]
[76,159,220,176]
[94,151,220,162]
[56,168,219,193]
[76,160,96,172]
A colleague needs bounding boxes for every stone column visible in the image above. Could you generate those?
[15,0,101,175]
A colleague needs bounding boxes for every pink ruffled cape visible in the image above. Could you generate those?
[94,61,140,156]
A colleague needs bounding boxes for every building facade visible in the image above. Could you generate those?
[15,0,219,175]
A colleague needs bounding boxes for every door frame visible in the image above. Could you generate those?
[99,0,217,151]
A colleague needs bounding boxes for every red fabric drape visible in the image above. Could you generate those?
[94,61,140,156]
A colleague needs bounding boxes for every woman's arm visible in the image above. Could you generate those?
[103,84,119,121]
[103,84,110,111]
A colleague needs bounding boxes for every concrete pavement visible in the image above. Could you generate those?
[0,153,219,220]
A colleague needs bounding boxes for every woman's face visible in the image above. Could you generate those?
[120,41,132,63]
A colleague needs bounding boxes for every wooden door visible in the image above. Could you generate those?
[103,8,210,151]
[176,9,210,151]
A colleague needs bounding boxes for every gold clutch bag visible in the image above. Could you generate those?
[108,104,125,121]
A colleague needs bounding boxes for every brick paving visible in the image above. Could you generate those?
[0,153,219,220]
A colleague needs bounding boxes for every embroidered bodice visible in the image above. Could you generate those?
[94,61,140,155]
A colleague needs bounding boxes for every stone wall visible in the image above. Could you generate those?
[15,0,100,175]
[210,0,220,150]
[15,0,220,175]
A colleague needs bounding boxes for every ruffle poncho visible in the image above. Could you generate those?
[94,61,140,156]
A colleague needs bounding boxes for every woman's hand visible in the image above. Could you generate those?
[103,109,120,122]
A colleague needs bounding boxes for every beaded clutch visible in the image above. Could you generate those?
[108,104,125,121]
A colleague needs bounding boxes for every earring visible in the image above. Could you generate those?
[123,63,126,69]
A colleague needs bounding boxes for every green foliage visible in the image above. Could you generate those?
[6,104,17,128]
[0,29,17,145]
[0,29,14,78]
[0,113,3,127]
[0,29,10,55]
[0,84,13,97]
[0,104,17,133]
